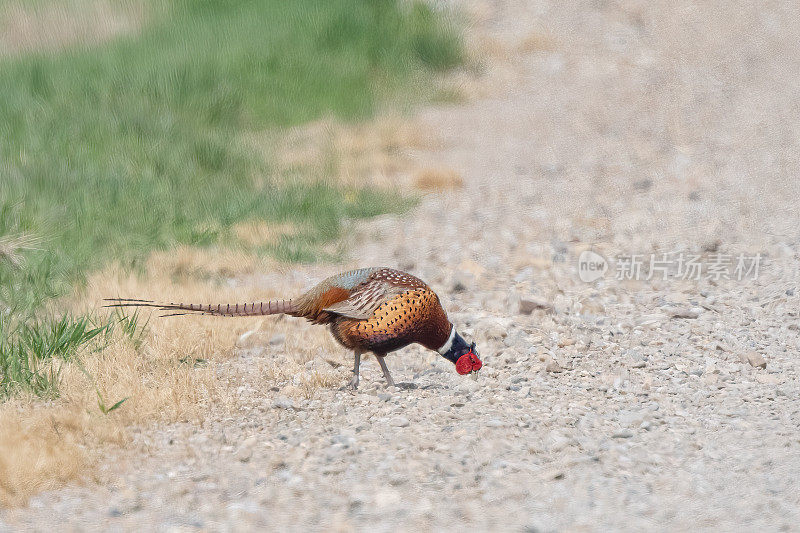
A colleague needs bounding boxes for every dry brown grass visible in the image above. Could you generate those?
[232,221,304,247]
[517,31,556,54]
[0,334,229,507]
[413,167,464,191]
[0,0,147,56]
[1,403,96,506]
[131,245,268,284]
[0,246,299,506]
[250,115,438,191]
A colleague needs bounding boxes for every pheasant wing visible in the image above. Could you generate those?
[322,279,406,320]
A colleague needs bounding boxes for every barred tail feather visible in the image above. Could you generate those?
[104,298,295,317]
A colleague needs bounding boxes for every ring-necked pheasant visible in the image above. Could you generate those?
[106,267,482,388]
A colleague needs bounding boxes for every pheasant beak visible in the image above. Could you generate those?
[455,349,483,375]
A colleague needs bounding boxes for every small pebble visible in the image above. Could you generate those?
[390,417,410,428]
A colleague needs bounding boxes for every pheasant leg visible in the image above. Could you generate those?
[349,350,362,389]
[376,355,395,387]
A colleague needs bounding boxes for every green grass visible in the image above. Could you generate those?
[0,309,147,398]
[0,313,106,398]
[0,0,463,397]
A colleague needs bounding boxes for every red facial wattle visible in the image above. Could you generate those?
[455,351,483,375]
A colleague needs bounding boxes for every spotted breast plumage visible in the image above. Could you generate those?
[105,267,482,388]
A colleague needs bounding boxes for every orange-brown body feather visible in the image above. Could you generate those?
[330,288,451,354]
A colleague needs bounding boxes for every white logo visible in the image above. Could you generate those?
[578,250,608,282]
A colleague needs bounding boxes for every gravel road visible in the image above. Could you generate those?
[4,1,800,530]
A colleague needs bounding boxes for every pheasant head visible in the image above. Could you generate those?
[439,328,483,375]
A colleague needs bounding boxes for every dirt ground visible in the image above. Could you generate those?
[3,0,800,530]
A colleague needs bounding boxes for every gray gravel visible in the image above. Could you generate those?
[4,0,800,530]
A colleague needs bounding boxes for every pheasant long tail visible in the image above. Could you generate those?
[103,298,296,317]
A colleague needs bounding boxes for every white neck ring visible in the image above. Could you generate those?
[438,326,456,355]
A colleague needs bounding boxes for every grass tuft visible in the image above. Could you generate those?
[0,314,107,398]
